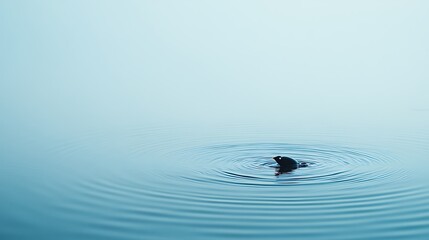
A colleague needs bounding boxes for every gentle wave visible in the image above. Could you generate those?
[176,143,401,187]
[14,130,429,240]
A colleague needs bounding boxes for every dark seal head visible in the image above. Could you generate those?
[273,156,298,168]
[273,156,308,175]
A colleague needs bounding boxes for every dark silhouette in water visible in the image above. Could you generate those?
[273,156,308,176]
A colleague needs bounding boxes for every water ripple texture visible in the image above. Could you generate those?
[3,134,429,240]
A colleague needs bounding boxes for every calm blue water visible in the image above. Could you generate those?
[1,1,429,239]
[1,125,428,239]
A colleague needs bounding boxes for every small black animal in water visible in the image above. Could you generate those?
[273,156,308,175]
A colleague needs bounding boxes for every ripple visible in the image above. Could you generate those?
[11,129,429,240]
[176,143,402,187]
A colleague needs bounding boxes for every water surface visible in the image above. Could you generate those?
[2,125,429,239]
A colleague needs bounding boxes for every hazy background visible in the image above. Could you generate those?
[1,0,428,139]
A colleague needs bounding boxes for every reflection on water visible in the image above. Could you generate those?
[1,126,428,240]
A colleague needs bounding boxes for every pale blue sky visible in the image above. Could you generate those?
[1,1,428,135]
